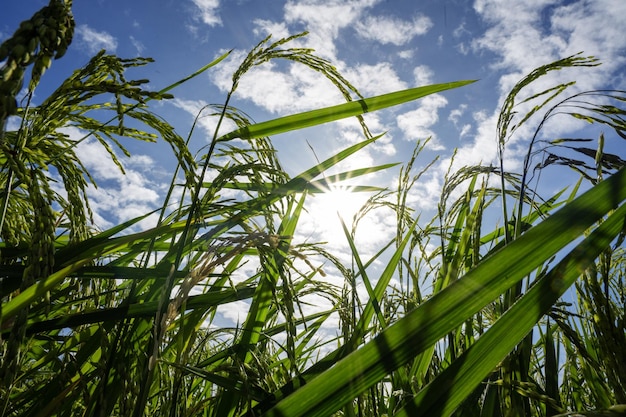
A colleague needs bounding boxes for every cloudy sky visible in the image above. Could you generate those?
[2,0,625,323]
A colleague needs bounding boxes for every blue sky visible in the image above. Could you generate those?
[2,1,626,323]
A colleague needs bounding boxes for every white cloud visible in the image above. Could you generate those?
[218,300,250,324]
[283,0,380,59]
[345,62,408,96]
[550,0,626,77]
[448,104,467,126]
[448,105,472,138]
[69,130,163,231]
[472,1,565,75]
[453,21,470,39]
[190,0,222,27]
[456,42,469,55]
[459,124,472,138]
[227,1,414,121]
[400,167,446,212]
[76,25,117,54]
[473,0,626,83]
[171,98,238,138]
[413,65,433,86]
[209,49,346,114]
[396,94,448,149]
[129,35,145,55]
[398,49,415,60]
[209,50,407,122]
[451,0,626,175]
[444,110,516,175]
[253,19,291,39]
[354,14,432,46]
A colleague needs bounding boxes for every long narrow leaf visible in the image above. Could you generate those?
[19,286,256,334]
[218,81,475,141]
[398,195,626,417]
[260,166,626,417]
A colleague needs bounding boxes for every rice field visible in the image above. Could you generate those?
[1,3,625,416]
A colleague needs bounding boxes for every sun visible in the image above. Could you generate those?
[311,185,369,226]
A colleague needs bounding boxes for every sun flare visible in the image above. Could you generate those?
[313,185,368,224]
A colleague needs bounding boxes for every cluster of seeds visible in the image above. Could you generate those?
[0,170,56,388]
[0,0,74,122]
[25,171,56,282]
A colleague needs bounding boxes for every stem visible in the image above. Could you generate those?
[133,91,234,417]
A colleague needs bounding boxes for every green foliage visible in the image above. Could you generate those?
[0,0,74,123]
[1,4,626,417]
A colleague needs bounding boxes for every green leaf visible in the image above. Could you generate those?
[218,81,475,141]
[396,194,626,417]
[260,166,626,417]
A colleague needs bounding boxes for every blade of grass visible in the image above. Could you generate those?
[18,285,256,334]
[215,194,307,416]
[396,193,626,417]
[339,215,387,332]
[259,166,626,417]
[218,81,475,141]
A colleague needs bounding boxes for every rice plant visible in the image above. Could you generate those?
[1,2,626,417]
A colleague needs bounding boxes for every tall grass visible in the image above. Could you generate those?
[1,3,626,416]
